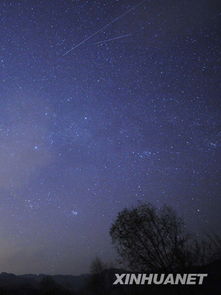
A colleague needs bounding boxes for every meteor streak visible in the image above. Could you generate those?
[95,33,131,45]
[63,0,146,56]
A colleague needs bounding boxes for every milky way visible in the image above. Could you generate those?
[0,0,220,275]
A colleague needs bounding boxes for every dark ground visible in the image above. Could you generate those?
[0,260,220,295]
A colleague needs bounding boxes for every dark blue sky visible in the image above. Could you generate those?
[0,0,220,275]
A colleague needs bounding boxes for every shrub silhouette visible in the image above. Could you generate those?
[110,203,213,272]
[87,257,107,295]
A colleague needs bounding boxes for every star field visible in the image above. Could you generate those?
[0,0,220,275]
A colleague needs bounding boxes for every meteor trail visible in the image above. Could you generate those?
[63,0,146,56]
[95,33,131,45]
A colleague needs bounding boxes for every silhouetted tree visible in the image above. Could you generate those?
[110,203,207,272]
[90,257,106,275]
[205,233,221,262]
[88,257,109,295]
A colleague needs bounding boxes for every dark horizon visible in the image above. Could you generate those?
[0,0,220,276]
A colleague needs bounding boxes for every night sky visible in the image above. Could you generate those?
[0,0,220,275]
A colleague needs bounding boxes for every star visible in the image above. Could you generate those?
[72,210,78,216]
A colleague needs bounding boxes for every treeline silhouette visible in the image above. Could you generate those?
[0,203,220,295]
